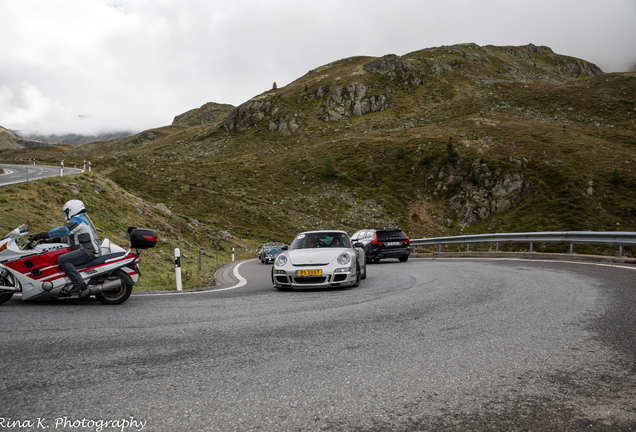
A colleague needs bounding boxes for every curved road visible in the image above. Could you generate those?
[0,164,83,186]
[0,258,635,431]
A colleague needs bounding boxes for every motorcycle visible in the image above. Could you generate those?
[0,222,157,305]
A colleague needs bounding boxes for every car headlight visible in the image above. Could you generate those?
[337,253,351,265]
[275,255,287,267]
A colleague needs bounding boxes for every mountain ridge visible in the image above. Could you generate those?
[3,43,636,254]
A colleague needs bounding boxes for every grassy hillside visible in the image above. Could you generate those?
[0,173,259,290]
[2,43,636,256]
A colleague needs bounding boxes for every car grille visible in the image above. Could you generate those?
[292,276,328,284]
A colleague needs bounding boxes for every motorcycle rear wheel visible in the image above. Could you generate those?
[95,276,133,305]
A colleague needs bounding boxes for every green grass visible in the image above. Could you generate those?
[0,173,260,291]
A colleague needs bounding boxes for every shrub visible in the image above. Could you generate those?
[396,143,407,160]
[610,168,623,185]
[470,166,479,185]
[422,149,432,165]
[446,137,458,165]
[323,153,335,178]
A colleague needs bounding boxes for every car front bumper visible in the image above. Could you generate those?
[273,269,357,289]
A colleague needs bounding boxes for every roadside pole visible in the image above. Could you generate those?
[175,248,182,291]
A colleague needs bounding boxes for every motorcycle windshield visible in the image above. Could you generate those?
[1,222,30,240]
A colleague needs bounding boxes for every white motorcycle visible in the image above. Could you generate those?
[0,222,157,305]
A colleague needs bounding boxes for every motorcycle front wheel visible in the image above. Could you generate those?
[0,291,14,305]
[95,275,133,305]
[0,272,17,305]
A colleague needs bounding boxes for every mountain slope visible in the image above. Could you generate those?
[0,172,256,290]
[4,43,636,254]
[0,126,52,149]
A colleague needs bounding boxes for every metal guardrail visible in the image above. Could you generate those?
[410,231,636,257]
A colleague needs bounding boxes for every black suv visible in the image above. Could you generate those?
[350,228,410,263]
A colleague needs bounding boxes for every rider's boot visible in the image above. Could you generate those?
[63,283,87,295]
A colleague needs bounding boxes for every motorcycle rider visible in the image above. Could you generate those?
[29,199,100,294]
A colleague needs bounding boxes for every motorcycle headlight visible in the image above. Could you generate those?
[337,253,351,265]
[275,255,287,267]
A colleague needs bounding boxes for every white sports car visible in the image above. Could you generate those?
[272,230,366,290]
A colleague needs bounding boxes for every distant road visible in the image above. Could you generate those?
[0,164,83,186]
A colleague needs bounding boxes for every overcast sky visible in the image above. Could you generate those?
[1,0,635,136]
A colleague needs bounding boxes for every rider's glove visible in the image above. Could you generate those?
[29,232,49,242]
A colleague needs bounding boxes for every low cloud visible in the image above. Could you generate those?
[1,0,635,135]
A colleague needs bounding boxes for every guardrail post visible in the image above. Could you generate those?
[529,242,533,252]
[496,242,499,251]
[619,245,624,257]
[569,244,574,254]
[438,244,442,253]
[466,243,470,252]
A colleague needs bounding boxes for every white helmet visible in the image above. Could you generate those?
[63,200,85,221]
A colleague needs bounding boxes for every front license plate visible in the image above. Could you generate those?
[386,242,402,246]
[296,269,322,277]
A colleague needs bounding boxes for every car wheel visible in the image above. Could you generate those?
[399,255,409,262]
[361,261,367,280]
[352,264,361,287]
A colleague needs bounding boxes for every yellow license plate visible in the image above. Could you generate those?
[296,269,322,277]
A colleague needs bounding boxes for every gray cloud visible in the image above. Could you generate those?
[1,0,634,135]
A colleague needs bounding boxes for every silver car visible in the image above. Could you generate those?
[271,230,366,290]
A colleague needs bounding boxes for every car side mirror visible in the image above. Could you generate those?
[281,245,289,250]
[354,242,364,248]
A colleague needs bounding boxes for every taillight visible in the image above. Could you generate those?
[372,233,383,245]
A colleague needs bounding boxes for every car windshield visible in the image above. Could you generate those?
[290,232,351,250]
[269,248,283,254]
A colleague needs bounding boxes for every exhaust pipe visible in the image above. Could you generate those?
[87,278,123,295]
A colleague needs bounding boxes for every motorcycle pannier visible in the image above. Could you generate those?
[129,228,158,249]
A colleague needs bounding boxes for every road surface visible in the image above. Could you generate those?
[0,258,635,431]
[0,164,83,186]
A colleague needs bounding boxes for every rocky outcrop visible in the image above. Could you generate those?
[426,59,452,75]
[435,159,528,228]
[269,115,302,137]
[224,100,274,132]
[557,59,603,78]
[173,102,234,127]
[364,54,426,85]
[316,84,393,122]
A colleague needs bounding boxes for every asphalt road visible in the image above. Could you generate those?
[0,164,83,186]
[1,258,635,431]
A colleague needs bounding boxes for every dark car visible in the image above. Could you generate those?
[260,242,285,264]
[350,228,410,263]
[261,246,284,264]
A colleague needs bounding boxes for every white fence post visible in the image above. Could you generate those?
[175,248,182,291]
[232,248,235,262]
[60,160,64,177]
